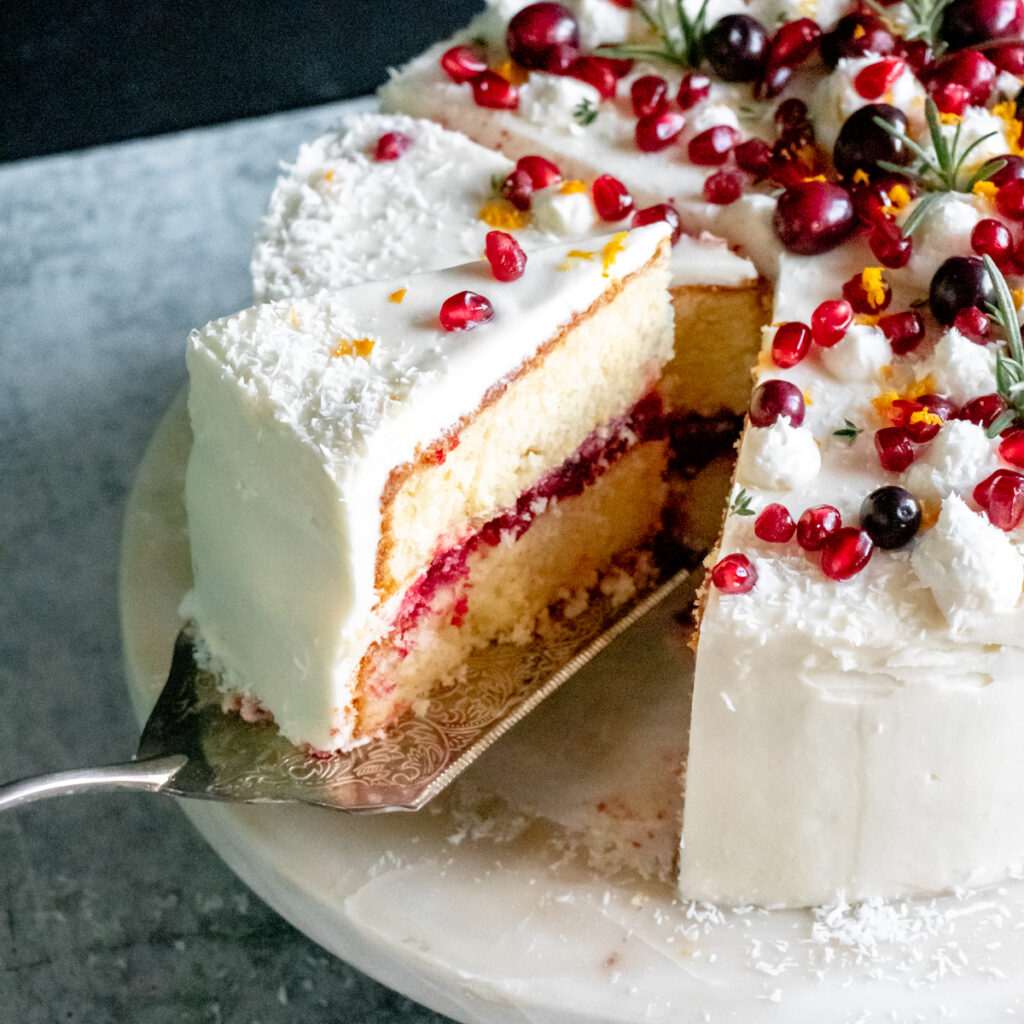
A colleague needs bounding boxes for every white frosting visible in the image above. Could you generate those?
[902,419,1000,503]
[903,193,986,291]
[736,419,822,490]
[924,327,998,405]
[520,74,602,135]
[531,185,598,237]
[911,495,1024,629]
[680,101,741,147]
[575,0,632,47]
[820,323,890,381]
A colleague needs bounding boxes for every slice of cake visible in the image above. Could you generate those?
[181,224,674,751]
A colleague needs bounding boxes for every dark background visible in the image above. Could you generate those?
[1,0,484,163]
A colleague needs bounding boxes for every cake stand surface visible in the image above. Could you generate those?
[120,395,1024,1024]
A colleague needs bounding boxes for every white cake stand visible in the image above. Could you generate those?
[119,395,1024,1024]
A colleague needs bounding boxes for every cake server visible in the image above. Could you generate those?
[0,564,696,815]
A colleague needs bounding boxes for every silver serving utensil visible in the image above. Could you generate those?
[0,564,696,815]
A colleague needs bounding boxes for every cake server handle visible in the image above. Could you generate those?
[0,754,188,813]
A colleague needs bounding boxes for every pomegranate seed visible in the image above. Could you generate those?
[997,179,1024,221]
[797,505,842,551]
[771,321,812,367]
[472,70,520,110]
[843,270,892,313]
[931,80,970,116]
[999,428,1024,467]
[568,56,618,99]
[636,111,685,152]
[632,203,683,244]
[373,131,413,162]
[754,62,792,100]
[710,552,757,593]
[975,468,1024,508]
[769,18,821,67]
[484,231,527,282]
[631,75,669,117]
[688,125,740,166]
[811,298,854,348]
[755,503,796,542]
[506,2,581,71]
[889,398,942,442]
[600,56,635,77]
[990,42,1024,75]
[440,45,487,83]
[501,168,534,210]
[956,393,1007,428]
[918,394,957,421]
[869,221,912,269]
[676,73,711,110]
[734,138,774,176]
[704,170,742,204]
[516,155,561,189]
[748,378,806,427]
[592,174,633,221]
[854,58,906,99]
[439,291,494,331]
[953,305,991,342]
[972,218,1014,261]
[875,426,917,471]
[879,309,925,354]
[988,473,1024,530]
[821,527,874,580]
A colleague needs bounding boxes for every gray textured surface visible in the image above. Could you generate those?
[0,99,452,1024]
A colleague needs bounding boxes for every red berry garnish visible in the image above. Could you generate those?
[771,321,812,367]
[940,0,1024,49]
[507,2,581,71]
[928,51,997,109]
[811,299,853,347]
[918,394,957,421]
[842,270,892,314]
[755,503,796,542]
[797,505,841,551]
[972,218,1014,261]
[500,168,534,210]
[988,472,1024,530]
[952,305,991,342]
[734,138,774,176]
[822,13,896,66]
[879,309,925,354]
[711,552,758,593]
[705,14,769,82]
[769,18,821,67]
[975,468,1024,509]
[676,73,711,110]
[990,41,1024,74]
[703,170,742,205]
[516,155,562,189]
[632,203,682,244]
[374,131,412,161]
[439,291,494,331]
[875,426,917,471]
[889,398,942,442]
[773,181,856,255]
[999,428,1024,467]
[688,125,740,165]
[929,255,996,325]
[854,58,906,100]
[484,231,527,282]
[568,56,617,99]
[774,97,811,136]
[636,111,686,152]
[868,220,912,269]
[997,179,1024,221]
[821,527,874,580]
[631,75,669,117]
[834,104,913,178]
[748,378,806,427]
[956,393,1008,429]
[592,174,633,221]
[440,45,488,83]
[472,71,520,110]
[860,486,921,548]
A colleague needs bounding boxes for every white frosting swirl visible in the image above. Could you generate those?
[819,323,890,381]
[902,419,999,503]
[520,74,602,135]
[736,420,821,490]
[925,327,998,405]
[531,186,598,237]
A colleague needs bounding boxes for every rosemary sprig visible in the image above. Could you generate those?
[863,0,954,51]
[596,0,710,69]
[833,419,864,445]
[573,98,599,126]
[983,255,1024,437]
[729,488,756,516]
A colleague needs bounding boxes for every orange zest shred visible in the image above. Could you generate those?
[852,168,871,185]
[559,180,587,194]
[973,180,998,202]
[855,313,881,326]
[324,170,335,183]
[289,307,299,326]
[861,267,887,310]
[918,499,941,532]
[1014,288,1024,310]
[939,110,962,126]
[496,60,528,86]
[389,288,407,304]
[992,101,1024,156]
[803,388,814,406]
[332,337,375,359]
[601,232,628,277]
[478,201,530,230]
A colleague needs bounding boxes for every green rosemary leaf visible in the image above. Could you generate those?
[987,408,1017,438]
[489,173,506,199]
[984,254,1024,366]
[954,130,1000,179]
[729,488,756,516]
[925,98,952,177]
[900,192,942,237]
[967,157,1008,190]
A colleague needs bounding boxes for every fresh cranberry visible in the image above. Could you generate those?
[930,80,971,116]
[997,179,1024,221]
[928,51,997,109]
[632,203,683,244]
[440,45,488,83]
[501,168,534,210]
[822,13,896,66]
[869,220,913,269]
[940,0,1024,49]
[710,552,757,593]
[507,3,581,71]
[821,527,874,580]
[485,231,527,282]
[918,394,958,421]
[956,393,1008,428]
[439,291,494,331]
[975,468,1024,507]
[811,298,853,347]
[972,218,1015,261]
[631,75,669,117]
[516,155,561,189]
[773,181,856,254]
[373,131,413,161]
[989,156,1024,188]
[568,56,618,99]
[472,71,520,110]
[771,321,812,367]
[676,73,711,110]
[734,138,774,176]
[879,309,925,354]
[929,255,996,325]
[704,170,742,204]
[854,58,906,100]
[636,111,686,152]
[989,42,1024,74]
[860,486,921,548]
[705,14,769,81]
[749,378,806,427]
[843,270,892,313]
[953,305,992,342]
[774,97,809,135]
[769,18,821,67]
[797,505,842,551]
[899,38,935,75]
[688,125,740,165]
[592,174,633,221]
[999,428,1024,466]
[600,56,635,77]
[755,503,797,542]
[875,427,917,471]
[833,104,912,178]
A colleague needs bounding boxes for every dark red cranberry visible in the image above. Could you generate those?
[748,378,806,427]
[484,231,527,282]
[821,527,874,580]
[898,38,935,75]
[843,269,892,313]
[710,552,757,593]
[851,174,915,225]
[769,18,821,67]
[956,392,1008,428]
[879,309,925,354]
[972,218,1015,261]
[987,154,1024,187]
[929,255,996,325]
[507,3,581,71]
[472,71,520,110]
[631,75,669,117]
[735,138,774,176]
[592,174,633,221]
[568,56,618,99]
[812,298,854,347]
[501,168,534,210]
[869,220,913,269]
[822,14,896,67]
[755,503,797,542]
[754,62,793,100]
[953,305,992,341]
[889,398,942,441]
[599,55,634,77]
[875,427,917,471]
[774,97,809,135]
[771,321,812,367]
[989,42,1024,74]
[833,104,912,178]
[705,14,769,82]
[632,203,683,244]
[975,467,1024,507]
[997,179,1024,221]
[373,131,413,161]
[773,181,856,255]
[918,394,958,421]
[930,80,971,116]
[676,73,711,110]
[439,291,494,331]
[688,125,740,165]
[704,170,742,204]
[940,0,1024,49]
[860,485,922,548]
[797,505,842,551]
[1000,428,1024,466]
[440,45,488,83]
[928,51,997,108]
[516,155,561,189]
[636,111,686,152]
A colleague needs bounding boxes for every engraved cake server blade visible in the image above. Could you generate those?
[0,564,696,815]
